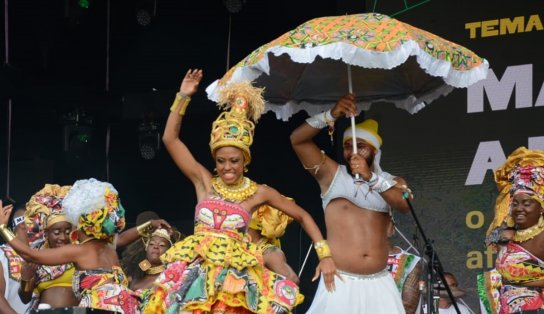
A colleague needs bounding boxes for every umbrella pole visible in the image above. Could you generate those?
[347,64,364,184]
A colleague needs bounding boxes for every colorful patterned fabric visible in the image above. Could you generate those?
[220,13,486,84]
[477,269,501,314]
[0,244,29,313]
[142,198,303,314]
[496,242,544,313]
[63,179,126,243]
[35,263,74,292]
[487,147,544,236]
[73,266,140,314]
[0,244,22,281]
[28,264,75,311]
[387,247,421,292]
[24,184,71,249]
[249,202,294,248]
[136,287,153,312]
[209,81,265,166]
[206,13,489,121]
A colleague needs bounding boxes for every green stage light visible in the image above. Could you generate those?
[78,0,89,9]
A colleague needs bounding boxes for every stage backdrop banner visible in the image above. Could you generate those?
[365,0,544,311]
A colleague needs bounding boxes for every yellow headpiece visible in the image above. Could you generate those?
[46,213,69,229]
[249,197,294,247]
[486,147,544,238]
[145,228,173,247]
[24,184,72,248]
[343,119,383,150]
[209,81,265,165]
[63,179,126,243]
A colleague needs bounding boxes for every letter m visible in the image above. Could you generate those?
[467,64,532,113]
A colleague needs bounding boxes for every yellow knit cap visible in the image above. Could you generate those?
[209,81,265,165]
[342,119,383,150]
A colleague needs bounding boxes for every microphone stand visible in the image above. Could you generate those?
[403,193,461,314]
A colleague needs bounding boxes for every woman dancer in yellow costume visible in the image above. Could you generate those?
[18,184,78,311]
[0,178,141,313]
[144,69,337,314]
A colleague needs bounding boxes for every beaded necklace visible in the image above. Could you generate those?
[145,265,165,275]
[513,215,544,242]
[211,176,257,202]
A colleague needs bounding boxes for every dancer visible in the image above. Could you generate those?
[18,184,78,310]
[0,179,144,313]
[0,203,31,313]
[291,93,410,313]
[143,69,336,313]
[487,147,544,313]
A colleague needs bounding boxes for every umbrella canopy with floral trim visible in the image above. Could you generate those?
[206,12,489,121]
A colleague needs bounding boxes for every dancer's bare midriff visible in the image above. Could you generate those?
[325,198,390,275]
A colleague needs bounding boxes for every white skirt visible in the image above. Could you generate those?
[306,269,406,314]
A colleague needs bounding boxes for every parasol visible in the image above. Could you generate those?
[206,12,488,120]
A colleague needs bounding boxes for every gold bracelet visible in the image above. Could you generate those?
[0,224,16,242]
[21,279,34,293]
[137,221,153,237]
[170,93,191,116]
[314,239,332,260]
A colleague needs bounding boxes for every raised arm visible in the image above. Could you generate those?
[290,94,357,190]
[163,69,212,200]
[0,237,83,267]
[0,204,83,266]
[116,218,172,248]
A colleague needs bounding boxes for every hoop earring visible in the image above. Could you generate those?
[214,168,217,173]
[244,167,248,173]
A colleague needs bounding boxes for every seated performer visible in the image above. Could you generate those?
[129,228,174,311]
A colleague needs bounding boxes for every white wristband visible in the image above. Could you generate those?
[324,110,336,123]
[306,111,328,129]
[369,173,397,193]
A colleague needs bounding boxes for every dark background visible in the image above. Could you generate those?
[2,0,543,312]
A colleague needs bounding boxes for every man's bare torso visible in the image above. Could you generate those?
[325,198,390,274]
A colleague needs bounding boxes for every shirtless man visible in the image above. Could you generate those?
[290,93,410,313]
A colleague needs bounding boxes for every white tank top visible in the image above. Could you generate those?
[321,165,394,213]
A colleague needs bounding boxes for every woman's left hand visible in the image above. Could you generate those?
[0,200,13,226]
[312,257,341,292]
